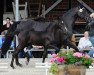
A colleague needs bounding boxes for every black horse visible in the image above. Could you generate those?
[12,20,68,69]
[1,6,90,69]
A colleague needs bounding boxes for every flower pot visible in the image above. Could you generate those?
[56,65,65,75]
[66,65,86,75]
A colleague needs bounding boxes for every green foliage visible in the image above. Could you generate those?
[58,50,65,57]
[65,53,77,64]
[81,57,93,68]
[49,62,58,74]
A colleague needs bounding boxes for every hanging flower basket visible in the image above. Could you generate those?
[57,65,65,75]
[66,65,86,75]
[49,50,93,75]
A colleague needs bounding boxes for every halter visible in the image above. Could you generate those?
[58,21,68,34]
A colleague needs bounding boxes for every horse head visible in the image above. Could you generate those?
[58,6,88,34]
[77,6,94,30]
[77,6,91,21]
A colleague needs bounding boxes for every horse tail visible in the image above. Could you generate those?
[1,21,20,55]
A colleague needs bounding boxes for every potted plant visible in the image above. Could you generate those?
[49,50,94,75]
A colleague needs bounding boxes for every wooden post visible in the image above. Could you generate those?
[40,0,62,16]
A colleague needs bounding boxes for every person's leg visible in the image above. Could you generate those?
[18,52,22,58]
[27,51,32,58]
[50,51,55,54]
[88,50,94,57]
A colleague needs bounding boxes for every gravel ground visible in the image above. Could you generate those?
[0,58,94,75]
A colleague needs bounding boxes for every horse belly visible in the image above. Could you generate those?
[29,36,44,46]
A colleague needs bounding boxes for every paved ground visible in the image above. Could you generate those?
[0,58,94,75]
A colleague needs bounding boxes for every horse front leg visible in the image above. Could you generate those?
[48,44,59,53]
[66,40,79,52]
[42,48,47,63]
[42,44,59,63]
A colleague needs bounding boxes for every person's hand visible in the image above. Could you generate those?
[90,13,94,18]
[82,47,85,50]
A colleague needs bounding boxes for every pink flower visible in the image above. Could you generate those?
[56,57,64,62]
[84,54,90,58]
[61,56,65,60]
[73,52,82,58]
[56,57,62,62]
[50,59,55,62]
[52,54,57,58]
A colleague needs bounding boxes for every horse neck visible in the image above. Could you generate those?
[46,22,57,32]
[61,7,78,29]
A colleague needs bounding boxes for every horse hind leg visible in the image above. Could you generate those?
[15,43,31,66]
[10,50,22,69]
[16,45,28,67]
[15,54,23,67]
[10,43,26,68]
[10,55,15,69]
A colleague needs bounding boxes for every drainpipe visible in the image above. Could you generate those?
[15,0,19,47]
[15,0,20,21]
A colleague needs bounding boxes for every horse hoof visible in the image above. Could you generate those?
[42,60,45,63]
[10,64,15,69]
[12,67,15,69]
[16,63,23,67]
[18,64,23,67]
[26,61,29,65]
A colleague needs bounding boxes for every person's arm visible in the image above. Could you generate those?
[87,39,94,49]
[3,20,6,25]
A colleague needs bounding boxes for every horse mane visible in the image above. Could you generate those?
[34,17,46,22]
[46,22,58,32]
[62,6,79,19]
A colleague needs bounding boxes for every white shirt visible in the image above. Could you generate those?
[78,37,93,50]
